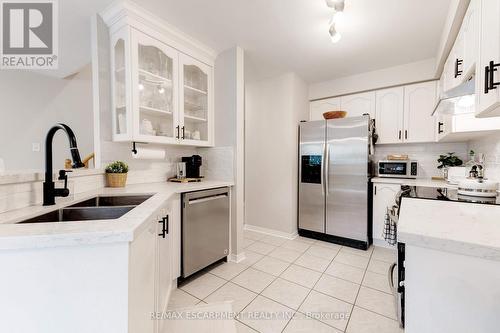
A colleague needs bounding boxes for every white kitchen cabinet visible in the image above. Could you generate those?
[375,87,404,144]
[372,183,400,247]
[436,111,500,142]
[375,81,437,144]
[340,92,376,118]
[106,4,215,146]
[462,0,478,79]
[403,81,437,143]
[129,217,158,333]
[179,54,213,144]
[156,202,173,333]
[309,97,341,121]
[475,0,500,118]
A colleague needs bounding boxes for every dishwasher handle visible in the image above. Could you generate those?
[188,193,228,205]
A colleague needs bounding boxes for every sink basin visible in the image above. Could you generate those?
[68,195,152,208]
[17,195,152,224]
[18,206,136,224]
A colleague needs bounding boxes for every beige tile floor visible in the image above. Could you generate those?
[168,230,403,333]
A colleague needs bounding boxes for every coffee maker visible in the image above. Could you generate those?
[182,155,202,178]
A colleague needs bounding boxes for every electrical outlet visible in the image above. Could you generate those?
[32,143,41,152]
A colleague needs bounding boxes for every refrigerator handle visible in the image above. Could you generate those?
[321,143,325,196]
[325,143,330,196]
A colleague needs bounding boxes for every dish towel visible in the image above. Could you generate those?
[382,206,397,246]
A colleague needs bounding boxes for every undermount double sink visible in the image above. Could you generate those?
[18,195,152,224]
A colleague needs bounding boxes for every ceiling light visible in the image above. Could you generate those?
[329,24,342,43]
[325,0,345,12]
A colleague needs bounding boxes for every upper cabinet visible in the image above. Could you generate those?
[310,97,341,121]
[309,93,374,121]
[403,82,437,143]
[375,81,436,144]
[104,3,215,147]
[475,0,500,118]
[375,87,404,144]
[340,92,376,118]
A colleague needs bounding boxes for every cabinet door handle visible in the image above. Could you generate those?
[398,130,402,140]
[374,185,377,195]
[454,58,463,78]
[485,61,500,94]
[404,130,408,140]
[438,122,444,134]
[181,126,185,140]
[176,125,180,139]
[165,215,169,235]
[158,218,166,238]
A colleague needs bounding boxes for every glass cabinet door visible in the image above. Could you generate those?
[112,32,129,140]
[179,54,211,143]
[132,30,177,142]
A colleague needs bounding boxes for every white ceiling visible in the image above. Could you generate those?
[55,0,452,83]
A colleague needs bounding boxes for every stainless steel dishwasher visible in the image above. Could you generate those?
[181,187,230,278]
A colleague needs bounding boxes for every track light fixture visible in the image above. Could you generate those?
[326,0,345,43]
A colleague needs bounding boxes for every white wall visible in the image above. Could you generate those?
[468,133,500,181]
[309,58,437,100]
[245,72,309,236]
[0,65,94,171]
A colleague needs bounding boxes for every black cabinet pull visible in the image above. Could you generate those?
[485,61,500,94]
[398,130,402,140]
[176,125,180,139]
[404,130,408,140]
[181,126,185,140]
[158,215,169,238]
[438,122,444,134]
[454,58,463,78]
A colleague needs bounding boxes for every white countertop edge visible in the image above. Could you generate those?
[398,198,500,262]
[398,231,500,262]
[0,180,233,250]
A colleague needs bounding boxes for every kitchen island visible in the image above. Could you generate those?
[397,197,500,333]
[0,180,233,333]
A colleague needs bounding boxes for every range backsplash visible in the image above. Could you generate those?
[468,132,500,181]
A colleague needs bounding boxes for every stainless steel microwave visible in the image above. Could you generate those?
[378,160,418,178]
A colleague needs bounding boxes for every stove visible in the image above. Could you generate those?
[407,186,500,205]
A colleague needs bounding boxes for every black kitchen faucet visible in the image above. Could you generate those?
[43,124,85,206]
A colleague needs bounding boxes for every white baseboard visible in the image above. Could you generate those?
[373,238,396,249]
[228,252,246,263]
[244,224,298,240]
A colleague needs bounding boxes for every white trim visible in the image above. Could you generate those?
[228,252,246,264]
[90,15,102,169]
[244,224,298,240]
[373,238,396,249]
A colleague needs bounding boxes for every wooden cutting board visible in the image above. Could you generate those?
[168,177,202,183]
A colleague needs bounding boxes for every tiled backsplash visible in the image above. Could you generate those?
[468,132,500,181]
[373,142,469,178]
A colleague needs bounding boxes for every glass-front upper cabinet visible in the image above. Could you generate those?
[110,26,213,146]
[131,30,178,144]
[179,53,213,145]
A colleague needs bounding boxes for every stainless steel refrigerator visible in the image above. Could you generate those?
[298,115,373,249]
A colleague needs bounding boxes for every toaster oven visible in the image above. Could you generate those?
[378,160,418,178]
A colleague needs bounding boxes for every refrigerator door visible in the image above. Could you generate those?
[299,120,326,233]
[326,116,369,242]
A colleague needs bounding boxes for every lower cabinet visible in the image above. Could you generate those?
[372,183,400,246]
[129,195,180,333]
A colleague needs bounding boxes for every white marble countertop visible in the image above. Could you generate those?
[371,177,457,188]
[398,197,500,261]
[0,180,233,250]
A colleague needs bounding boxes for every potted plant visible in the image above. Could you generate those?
[437,152,463,179]
[105,161,129,188]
